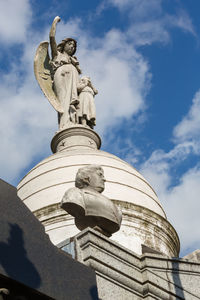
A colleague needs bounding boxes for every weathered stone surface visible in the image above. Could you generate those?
[73,228,143,299]
[183,249,200,262]
[60,228,200,300]
[141,255,200,299]
[51,126,101,153]
[113,200,179,256]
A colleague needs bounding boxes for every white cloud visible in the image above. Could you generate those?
[42,21,151,135]
[0,0,31,44]
[140,90,200,255]
[140,149,171,197]
[107,0,162,16]
[102,0,195,46]
[0,2,196,185]
[141,154,200,255]
[166,166,200,252]
[127,20,170,46]
[0,64,55,183]
[167,9,195,35]
[173,90,200,143]
[0,16,151,183]
[128,10,195,46]
[0,2,199,257]
[80,33,150,133]
[0,20,56,183]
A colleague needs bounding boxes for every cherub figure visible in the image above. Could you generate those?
[77,76,98,129]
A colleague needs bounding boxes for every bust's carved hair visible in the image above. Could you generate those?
[75,165,103,189]
[57,38,77,55]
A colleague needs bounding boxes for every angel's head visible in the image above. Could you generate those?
[57,38,77,56]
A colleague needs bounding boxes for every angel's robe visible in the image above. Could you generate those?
[51,52,80,129]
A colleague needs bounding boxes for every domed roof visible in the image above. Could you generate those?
[17,127,179,256]
[18,148,165,218]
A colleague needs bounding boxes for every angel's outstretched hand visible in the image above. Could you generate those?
[54,16,61,24]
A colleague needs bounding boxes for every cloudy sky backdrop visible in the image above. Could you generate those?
[1,0,200,256]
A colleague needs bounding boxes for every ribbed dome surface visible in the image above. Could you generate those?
[17,128,179,256]
[18,148,166,218]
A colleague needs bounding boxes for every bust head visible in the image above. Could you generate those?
[75,165,105,193]
[57,38,77,55]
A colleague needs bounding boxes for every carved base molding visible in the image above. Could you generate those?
[51,126,101,153]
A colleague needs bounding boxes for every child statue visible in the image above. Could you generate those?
[77,76,98,129]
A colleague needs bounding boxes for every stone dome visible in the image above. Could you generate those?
[17,127,179,256]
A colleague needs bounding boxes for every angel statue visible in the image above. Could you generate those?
[34,16,82,130]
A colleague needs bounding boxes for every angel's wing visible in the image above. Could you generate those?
[34,41,63,113]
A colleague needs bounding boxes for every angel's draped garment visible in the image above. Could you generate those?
[51,52,80,129]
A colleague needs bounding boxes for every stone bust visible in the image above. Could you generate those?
[61,165,122,236]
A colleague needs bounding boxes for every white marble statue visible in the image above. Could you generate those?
[34,16,81,130]
[61,165,122,236]
[34,16,98,131]
[77,76,98,129]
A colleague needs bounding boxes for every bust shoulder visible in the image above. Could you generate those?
[60,187,85,216]
[62,187,83,202]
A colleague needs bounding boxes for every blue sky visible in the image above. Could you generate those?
[0,0,200,257]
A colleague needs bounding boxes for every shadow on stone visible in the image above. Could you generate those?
[0,179,98,300]
[90,285,99,300]
[171,260,185,299]
[0,223,41,289]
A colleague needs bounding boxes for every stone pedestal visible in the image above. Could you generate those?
[59,227,144,299]
[51,126,101,152]
[59,228,200,300]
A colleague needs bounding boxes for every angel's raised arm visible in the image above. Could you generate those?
[49,16,61,59]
